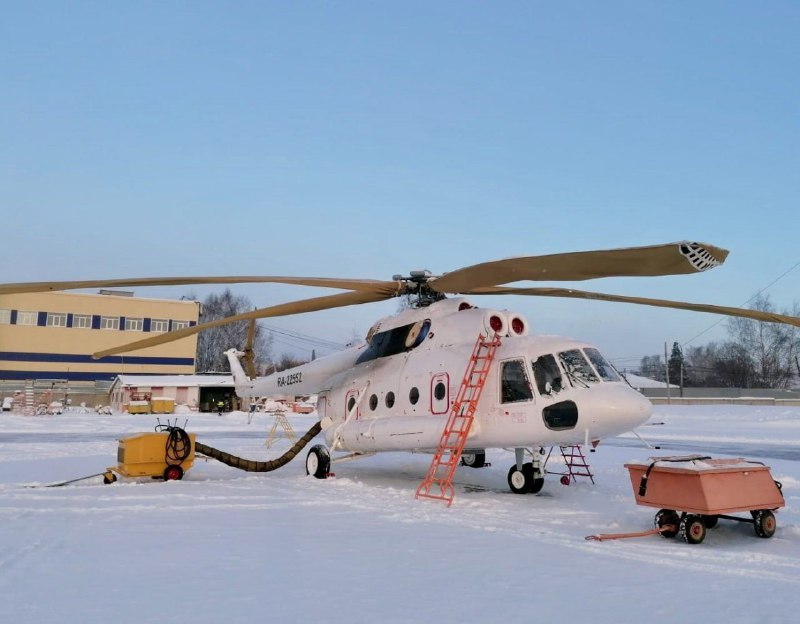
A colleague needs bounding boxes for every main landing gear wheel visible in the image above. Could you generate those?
[508,463,543,494]
[679,514,707,544]
[461,452,486,468]
[655,509,680,538]
[163,465,184,481]
[752,510,777,538]
[306,444,331,479]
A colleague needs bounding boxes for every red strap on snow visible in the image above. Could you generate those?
[585,525,676,541]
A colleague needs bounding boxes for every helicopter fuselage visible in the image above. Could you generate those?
[226,298,652,455]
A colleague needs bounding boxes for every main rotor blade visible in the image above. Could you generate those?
[243,319,258,379]
[467,286,800,328]
[431,242,729,293]
[92,286,397,359]
[0,276,399,296]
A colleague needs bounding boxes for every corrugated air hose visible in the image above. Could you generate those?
[194,421,322,472]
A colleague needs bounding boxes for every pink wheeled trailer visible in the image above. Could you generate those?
[624,455,785,544]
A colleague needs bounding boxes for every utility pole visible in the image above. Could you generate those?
[664,342,671,404]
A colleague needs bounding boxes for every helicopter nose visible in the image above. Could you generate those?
[587,384,652,436]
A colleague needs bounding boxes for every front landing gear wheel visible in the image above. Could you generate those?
[163,465,184,481]
[306,444,331,479]
[753,510,777,538]
[461,452,486,468]
[680,514,707,544]
[655,509,680,538]
[508,463,536,494]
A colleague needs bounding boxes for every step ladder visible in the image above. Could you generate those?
[264,412,298,448]
[23,381,36,416]
[415,333,501,506]
[545,445,595,485]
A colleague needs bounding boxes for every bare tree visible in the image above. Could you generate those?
[725,294,797,388]
[638,354,665,381]
[684,343,723,387]
[714,342,755,387]
[195,289,272,373]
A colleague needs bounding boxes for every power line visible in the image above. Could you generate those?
[682,259,800,348]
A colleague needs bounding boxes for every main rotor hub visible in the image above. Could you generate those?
[392,270,445,307]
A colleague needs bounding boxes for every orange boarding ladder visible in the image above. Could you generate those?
[415,333,501,506]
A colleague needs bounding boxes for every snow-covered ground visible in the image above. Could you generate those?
[1,405,799,623]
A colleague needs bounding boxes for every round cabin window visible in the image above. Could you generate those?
[409,387,420,405]
[385,392,395,409]
[434,382,446,401]
[369,394,378,411]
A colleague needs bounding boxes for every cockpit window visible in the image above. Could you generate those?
[558,349,599,387]
[500,359,533,403]
[532,354,563,396]
[584,348,621,382]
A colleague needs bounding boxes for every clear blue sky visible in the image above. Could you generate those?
[2,1,798,366]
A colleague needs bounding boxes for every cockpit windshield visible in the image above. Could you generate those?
[584,348,621,382]
[558,349,599,387]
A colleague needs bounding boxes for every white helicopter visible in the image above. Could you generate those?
[7,242,800,498]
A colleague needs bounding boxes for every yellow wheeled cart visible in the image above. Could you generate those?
[103,426,195,484]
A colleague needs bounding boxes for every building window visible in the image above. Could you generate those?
[17,311,37,326]
[73,314,91,329]
[172,320,190,331]
[125,317,144,331]
[100,316,120,330]
[46,312,68,327]
[151,319,169,333]
[0,309,10,324]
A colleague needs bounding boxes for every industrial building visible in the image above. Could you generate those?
[108,375,237,413]
[0,290,201,405]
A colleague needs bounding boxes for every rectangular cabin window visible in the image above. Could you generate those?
[501,359,533,403]
[532,354,564,395]
[72,314,92,329]
[151,319,169,333]
[172,320,189,330]
[558,349,599,387]
[584,348,621,382]
[0,309,12,324]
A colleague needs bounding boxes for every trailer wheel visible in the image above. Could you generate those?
[753,510,776,538]
[655,509,680,538]
[163,465,184,481]
[461,452,486,468]
[508,463,535,494]
[103,472,117,485]
[680,514,706,544]
[702,515,718,529]
[306,445,331,479]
